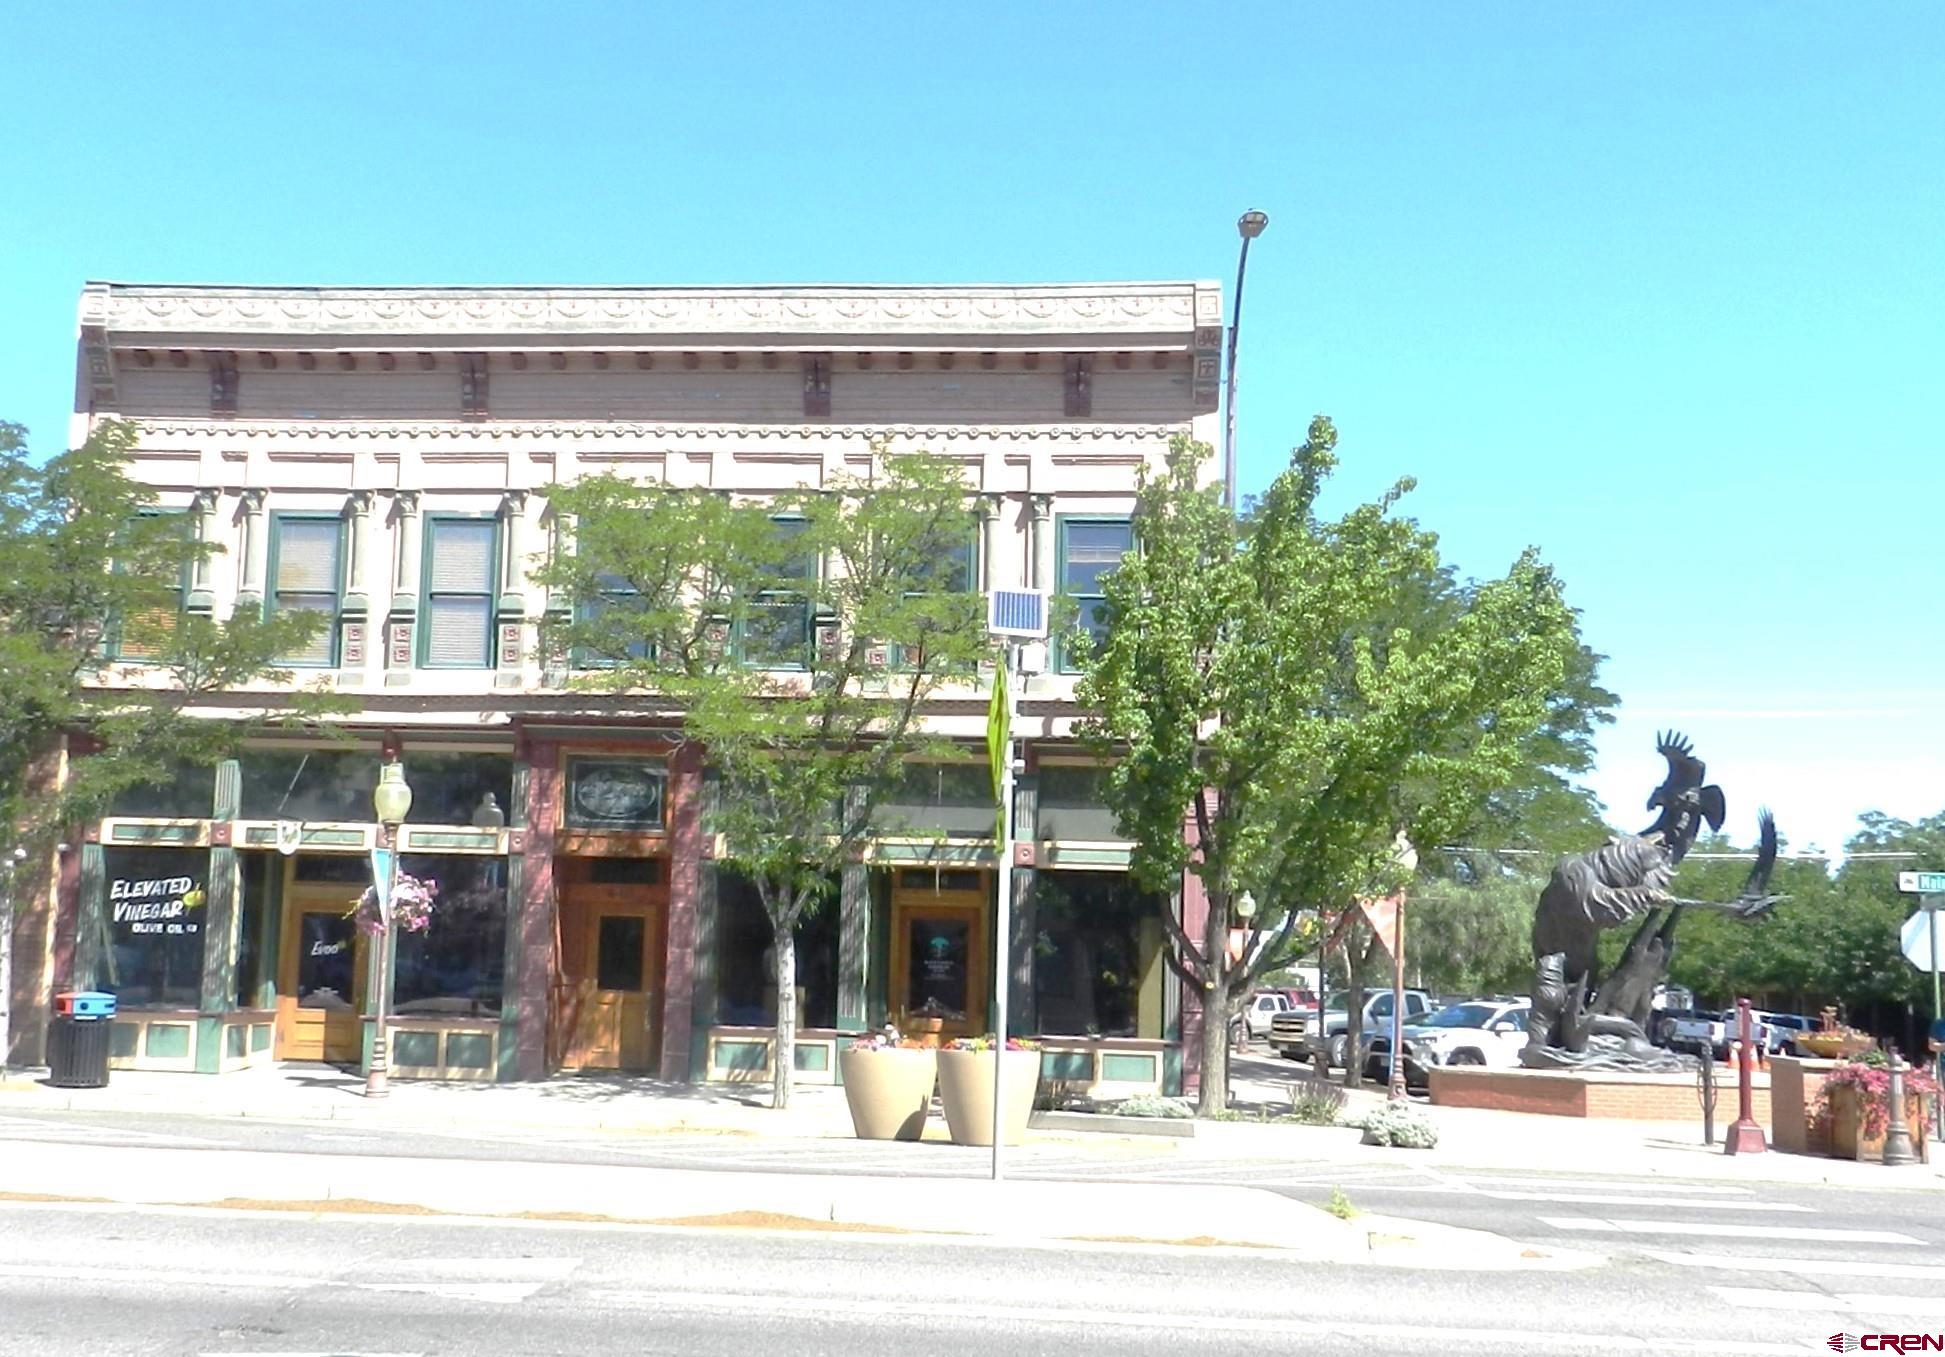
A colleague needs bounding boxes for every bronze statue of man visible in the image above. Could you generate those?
[1523,733,1778,1068]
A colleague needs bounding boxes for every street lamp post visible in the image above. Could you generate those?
[1222,209,1270,511]
[367,760,412,1099]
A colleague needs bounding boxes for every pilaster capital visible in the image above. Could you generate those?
[392,490,421,519]
[192,488,221,515]
[347,489,375,516]
[1028,493,1054,521]
[979,492,1004,523]
[239,488,268,516]
[500,489,529,518]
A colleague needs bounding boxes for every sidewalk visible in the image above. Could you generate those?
[5,1060,1941,1189]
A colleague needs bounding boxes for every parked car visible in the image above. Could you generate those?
[1230,991,1293,1043]
[1270,989,1434,1067]
[1362,998,1531,1086]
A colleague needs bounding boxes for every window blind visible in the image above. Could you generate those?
[427,520,496,592]
[425,597,491,667]
[276,519,343,593]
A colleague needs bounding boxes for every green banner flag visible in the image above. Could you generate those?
[986,654,1009,842]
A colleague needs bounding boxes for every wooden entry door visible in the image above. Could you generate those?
[556,871,665,1072]
[276,888,366,1064]
[889,870,989,1042]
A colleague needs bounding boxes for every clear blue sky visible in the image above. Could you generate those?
[4,4,1941,858]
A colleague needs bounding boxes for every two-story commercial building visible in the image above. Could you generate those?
[14,280,1223,1098]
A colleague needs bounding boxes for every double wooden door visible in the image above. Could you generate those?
[555,876,665,1072]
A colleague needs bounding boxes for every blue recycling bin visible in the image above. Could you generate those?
[47,991,116,1088]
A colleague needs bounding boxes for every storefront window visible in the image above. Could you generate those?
[713,870,838,1029]
[108,762,217,819]
[1036,765,1124,842]
[872,763,993,840]
[239,749,382,823]
[99,847,209,1009]
[1031,873,1159,1038]
[400,753,514,826]
[393,854,507,1018]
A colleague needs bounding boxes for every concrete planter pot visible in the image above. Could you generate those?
[838,1048,937,1141]
[937,1048,1041,1147]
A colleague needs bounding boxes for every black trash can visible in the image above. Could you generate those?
[47,991,116,1089]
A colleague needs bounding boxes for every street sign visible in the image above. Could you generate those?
[1902,907,1941,972]
[1898,871,1945,895]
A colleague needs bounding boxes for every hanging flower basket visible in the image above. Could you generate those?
[349,872,439,935]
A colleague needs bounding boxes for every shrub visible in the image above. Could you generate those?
[1353,1101,1439,1149]
[1116,1094,1194,1120]
[1324,1188,1359,1220]
[1287,1078,1347,1126]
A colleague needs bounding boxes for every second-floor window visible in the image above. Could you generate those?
[270,515,344,666]
[110,510,190,661]
[575,572,650,667]
[422,517,499,669]
[738,516,813,668]
[1057,516,1133,672]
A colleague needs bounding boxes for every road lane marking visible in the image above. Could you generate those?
[582,1289,1808,1352]
[359,1257,581,1279]
[1712,1286,1945,1318]
[1480,1193,1811,1212]
[0,1263,322,1289]
[358,1281,543,1304]
[1647,1250,1945,1281]
[1540,1216,1924,1244]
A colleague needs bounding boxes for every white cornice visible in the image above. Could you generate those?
[128,418,1181,444]
[82,281,1223,342]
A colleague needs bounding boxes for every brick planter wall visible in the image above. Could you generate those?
[1429,1064,1771,1122]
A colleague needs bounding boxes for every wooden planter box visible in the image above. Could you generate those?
[937,1048,1041,1147]
[838,1048,937,1141]
[1824,1084,1932,1163]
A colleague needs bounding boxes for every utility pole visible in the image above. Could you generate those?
[1222,210,1269,511]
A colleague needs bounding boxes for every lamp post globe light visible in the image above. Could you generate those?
[366,761,412,1099]
[1222,209,1270,511]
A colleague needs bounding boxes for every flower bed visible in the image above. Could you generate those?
[1815,1055,1937,1162]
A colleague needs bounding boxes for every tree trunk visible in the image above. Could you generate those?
[1197,980,1230,1116]
[771,913,797,1111]
[0,885,13,1071]
[1344,926,1368,1091]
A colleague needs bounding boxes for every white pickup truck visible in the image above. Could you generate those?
[1666,1010,1769,1060]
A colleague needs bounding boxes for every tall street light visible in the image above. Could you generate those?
[367,760,412,1099]
[1223,209,1270,510]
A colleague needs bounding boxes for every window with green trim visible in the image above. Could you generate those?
[574,572,651,668]
[1056,516,1132,672]
[109,510,191,661]
[892,520,978,670]
[421,517,499,669]
[270,514,344,667]
[737,516,813,668]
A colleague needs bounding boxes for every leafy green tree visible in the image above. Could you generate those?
[1080,420,1588,1111]
[1405,871,1542,997]
[0,419,325,1064]
[539,450,989,1108]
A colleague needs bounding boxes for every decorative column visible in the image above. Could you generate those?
[512,737,558,1079]
[495,491,528,686]
[186,490,220,615]
[234,489,268,613]
[1008,774,1039,1033]
[980,494,1005,593]
[837,785,871,1031]
[661,743,704,1081]
[497,756,529,1081]
[195,760,242,1072]
[1029,494,1054,592]
[339,491,373,679]
[386,491,421,684]
[689,771,721,1076]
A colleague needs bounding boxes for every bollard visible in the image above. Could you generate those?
[1883,1050,1918,1167]
[1724,998,1767,1155]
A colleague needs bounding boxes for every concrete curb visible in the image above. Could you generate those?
[0,1141,1591,1270]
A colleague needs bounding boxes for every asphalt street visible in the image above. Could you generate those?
[2,1197,1935,1357]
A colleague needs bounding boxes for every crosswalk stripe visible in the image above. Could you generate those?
[1478,1193,1811,1212]
[1540,1216,1924,1245]
[1454,1175,1752,1196]
[1650,1251,1945,1282]
[1712,1286,1945,1318]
